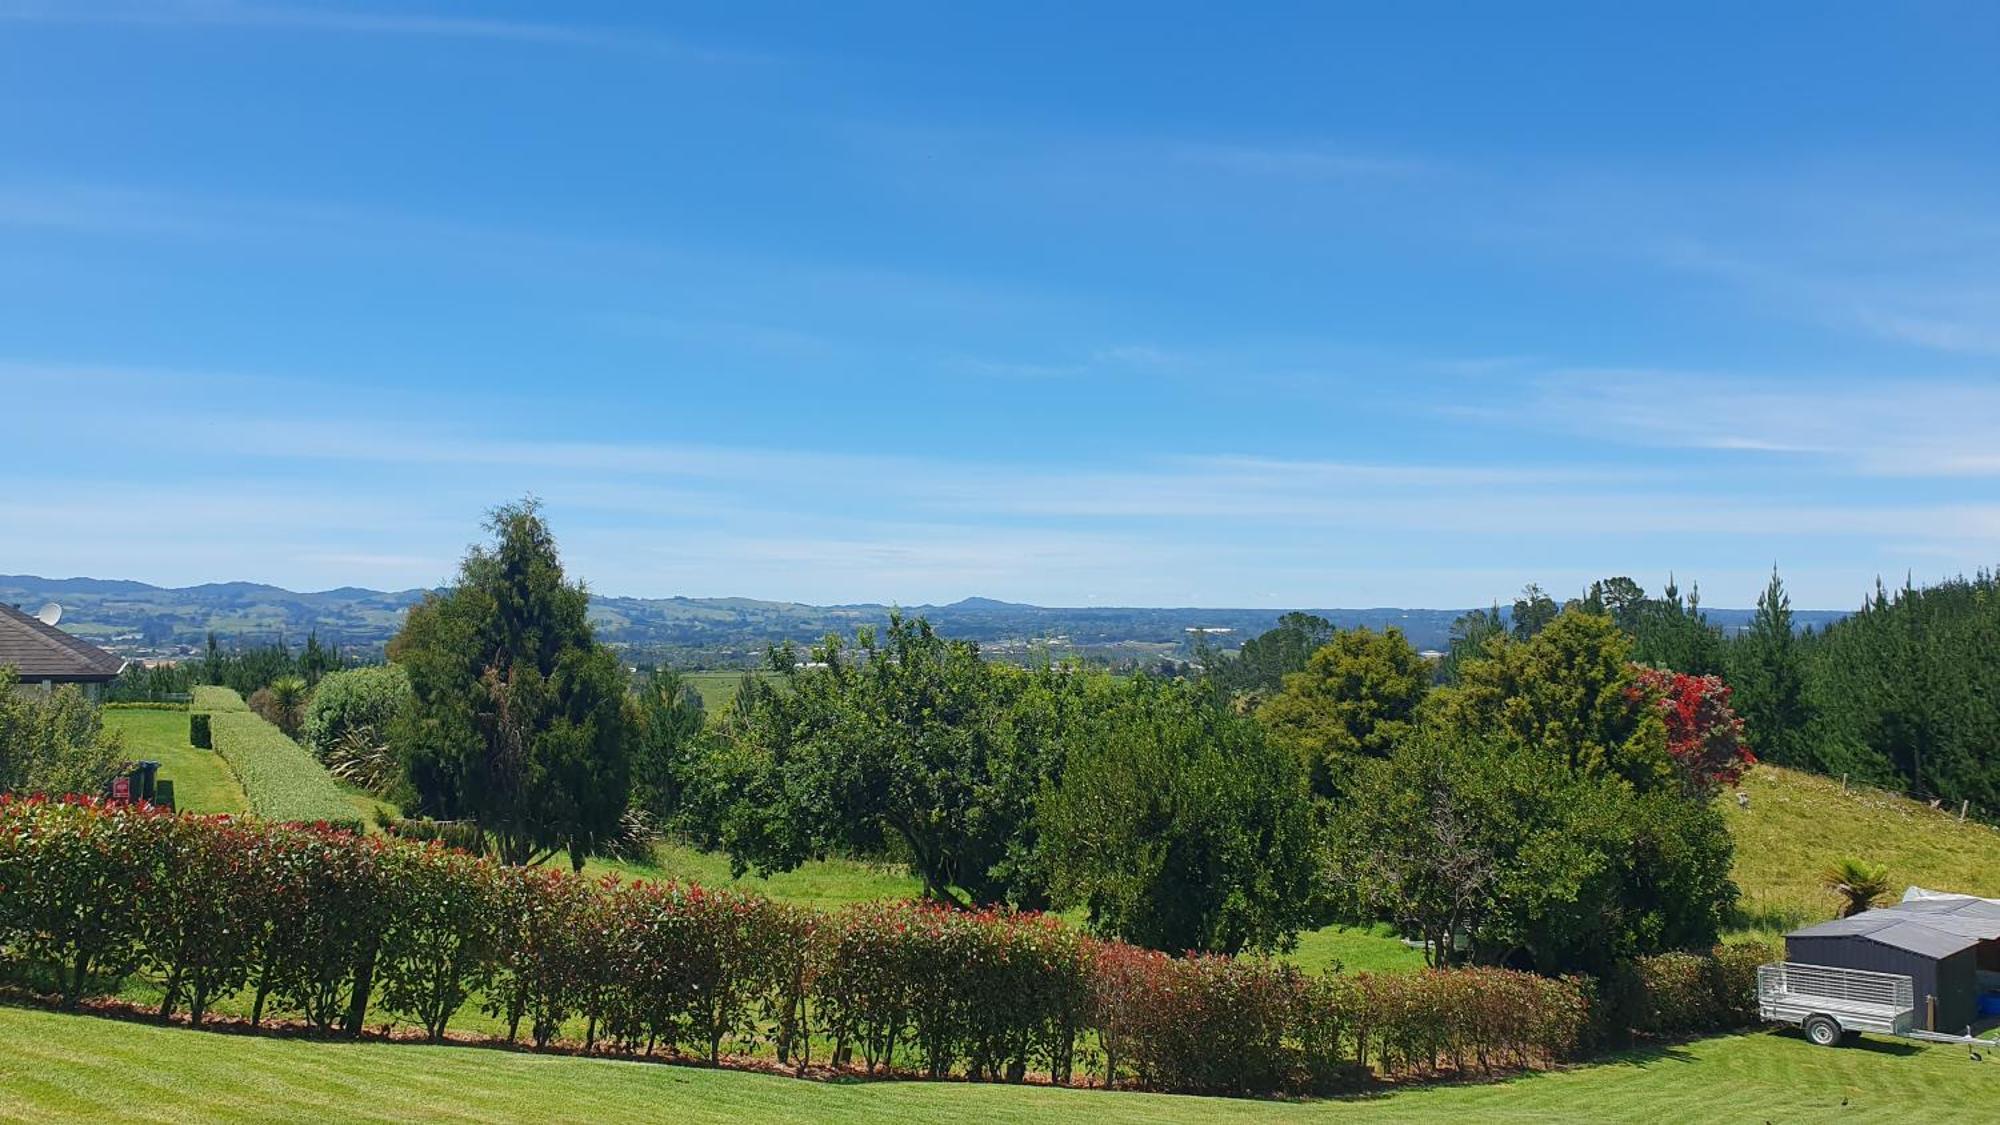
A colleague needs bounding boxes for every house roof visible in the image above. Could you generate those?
[0,603,125,682]
[1789,900,2000,959]
[1900,888,2000,920]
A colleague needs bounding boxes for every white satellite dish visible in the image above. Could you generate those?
[35,602,61,627]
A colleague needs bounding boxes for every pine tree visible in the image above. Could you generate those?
[1730,567,1811,767]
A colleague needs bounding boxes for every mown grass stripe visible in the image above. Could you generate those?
[2,1005,1996,1125]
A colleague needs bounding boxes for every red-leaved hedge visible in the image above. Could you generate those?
[0,797,1763,1096]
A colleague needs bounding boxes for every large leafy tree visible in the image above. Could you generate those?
[1628,665,1753,794]
[1424,608,1673,789]
[1206,611,1336,698]
[1039,674,1318,955]
[1335,719,1736,973]
[388,500,630,869]
[1332,729,1617,969]
[718,614,1047,905]
[1255,626,1429,798]
[1437,605,1505,685]
[1509,583,1560,640]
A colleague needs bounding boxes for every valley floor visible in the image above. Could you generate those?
[2,1004,1994,1124]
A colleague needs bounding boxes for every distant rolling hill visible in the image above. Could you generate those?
[0,573,1850,667]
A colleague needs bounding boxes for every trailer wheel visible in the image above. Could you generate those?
[1803,1015,1842,1047]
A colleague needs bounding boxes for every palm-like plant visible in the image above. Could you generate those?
[1820,857,1892,918]
[266,675,310,740]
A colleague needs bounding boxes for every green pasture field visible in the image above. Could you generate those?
[1721,765,2000,936]
[677,670,773,714]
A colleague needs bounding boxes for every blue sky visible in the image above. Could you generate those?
[2,2,1997,608]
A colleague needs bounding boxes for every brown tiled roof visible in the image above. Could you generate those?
[0,602,126,682]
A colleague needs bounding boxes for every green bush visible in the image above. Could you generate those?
[1710,938,1780,1024]
[1607,938,1778,1039]
[0,668,127,799]
[0,796,154,1006]
[816,901,1091,1081]
[203,689,359,830]
[301,665,410,760]
[189,713,212,750]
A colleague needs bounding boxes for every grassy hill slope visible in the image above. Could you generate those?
[3,1005,1994,1124]
[1722,765,2000,934]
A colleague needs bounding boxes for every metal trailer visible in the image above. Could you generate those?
[1758,962,1915,1046]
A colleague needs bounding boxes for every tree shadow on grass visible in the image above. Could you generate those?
[1839,1034,1924,1057]
[1725,900,1820,933]
[1575,1042,1702,1069]
[1747,1025,1924,1056]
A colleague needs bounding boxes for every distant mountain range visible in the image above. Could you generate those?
[0,574,1853,668]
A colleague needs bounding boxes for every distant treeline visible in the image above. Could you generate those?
[106,631,348,702]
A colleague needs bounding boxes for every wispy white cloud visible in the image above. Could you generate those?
[0,1,761,63]
[10,359,1998,605]
[1519,369,2000,477]
[1641,209,2000,358]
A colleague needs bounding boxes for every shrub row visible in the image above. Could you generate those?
[1604,940,1779,1039]
[191,686,250,713]
[0,799,1767,1095]
[201,689,359,830]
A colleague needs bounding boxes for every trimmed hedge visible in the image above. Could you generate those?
[192,686,250,713]
[0,798,1768,1096]
[1605,939,1781,1040]
[200,688,359,830]
[188,713,212,749]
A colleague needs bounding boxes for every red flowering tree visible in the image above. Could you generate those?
[1628,666,1754,793]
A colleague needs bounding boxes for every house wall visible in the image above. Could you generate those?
[1785,935,1976,1032]
[5,678,108,702]
[1934,948,1979,1032]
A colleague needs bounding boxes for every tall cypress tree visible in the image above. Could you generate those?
[389,500,630,869]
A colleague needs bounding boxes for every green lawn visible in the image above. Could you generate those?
[1286,923,1427,975]
[584,840,924,910]
[101,708,248,815]
[2,1004,1994,1124]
